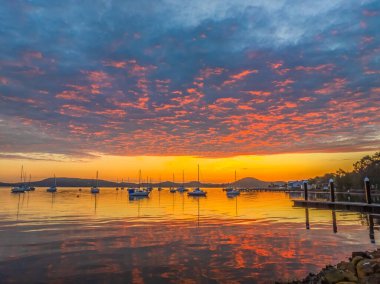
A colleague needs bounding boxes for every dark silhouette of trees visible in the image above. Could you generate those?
[311,152,380,190]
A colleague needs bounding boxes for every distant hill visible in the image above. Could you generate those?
[0,176,276,188]
[232,177,270,188]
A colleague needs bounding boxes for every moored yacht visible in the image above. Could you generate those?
[188,165,206,197]
[90,171,100,194]
[227,170,240,197]
[169,173,176,193]
[128,170,149,197]
[177,170,188,192]
[11,166,26,193]
[47,174,57,193]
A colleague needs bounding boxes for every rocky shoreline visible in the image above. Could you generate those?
[278,249,380,284]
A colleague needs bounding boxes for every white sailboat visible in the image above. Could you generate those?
[11,166,26,193]
[47,174,57,192]
[177,170,188,192]
[158,176,163,191]
[128,170,149,197]
[170,173,176,193]
[188,165,207,197]
[90,171,100,194]
[227,170,240,197]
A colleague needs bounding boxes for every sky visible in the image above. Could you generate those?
[0,1,379,182]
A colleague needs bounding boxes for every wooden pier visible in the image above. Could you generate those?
[292,177,380,213]
[292,199,380,213]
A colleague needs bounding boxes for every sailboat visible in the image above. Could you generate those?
[146,177,153,191]
[188,165,207,196]
[170,173,176,193]
[47,174,57,192]
[28,174,35,191]
[121,178,124,190]
[90,171,100,194]
[116,178,119,190]
[227,170,240,197]
[128,170,149,197]
[11,166,26,193]
[158,176,163,191]
[177,170,188,192]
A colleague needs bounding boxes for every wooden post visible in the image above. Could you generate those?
[364,177,372,204]
[329,178,335,202]
[303,181,308,201]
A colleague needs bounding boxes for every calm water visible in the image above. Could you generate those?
[0,188,378,283]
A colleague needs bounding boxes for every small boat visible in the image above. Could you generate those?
[120,178,124,190]
[188,187,207,196]
[188,165,206,197]
[47,174,57,192]
[90,171,100,194]
[170,173,176,193]
[25,174,35,191]
[227,170,240,197]
[128,189,149,197]
[146,177,153,191]
[11,166,26,193]
[116,178,119,190]
[177,170,188,192]
[157,176,163,191]
[128,170,150,197]
[11,186,26,193]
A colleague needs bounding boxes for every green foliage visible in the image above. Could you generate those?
[311,152,380,190]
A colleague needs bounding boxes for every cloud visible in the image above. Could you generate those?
[0,0,379,158]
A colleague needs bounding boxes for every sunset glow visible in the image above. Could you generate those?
[0,1,379,182]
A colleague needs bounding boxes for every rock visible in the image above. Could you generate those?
[323,269,346,283]
[356,259,375,279]
[352,252,370,259]
[352,256,364,267]
[341,271,358,282]
[337,261,356,275]
[368,249,380,259]
[360,273,380,284]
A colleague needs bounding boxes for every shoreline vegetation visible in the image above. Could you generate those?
[279,249,380,284]
[309,152,380,191]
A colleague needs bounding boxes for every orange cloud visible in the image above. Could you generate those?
[223,69,258,86]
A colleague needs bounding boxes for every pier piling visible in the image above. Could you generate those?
[364,177,372,204]
[329,178,335,202]
[303,181,308,201]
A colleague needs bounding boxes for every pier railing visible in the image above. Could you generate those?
[292,178,380,213]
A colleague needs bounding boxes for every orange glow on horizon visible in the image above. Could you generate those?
[0,151,376,183]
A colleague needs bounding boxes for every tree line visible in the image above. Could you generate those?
[309,152,380,190]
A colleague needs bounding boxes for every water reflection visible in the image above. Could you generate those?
[0,188,378,283]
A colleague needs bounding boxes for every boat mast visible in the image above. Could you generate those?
[54,174,56,187]
[20,165,24,185]
[197,164,200,183]
[182,170,184,186]
[234,170,237,189]
[138,170,141,189]
[96,171,98,187]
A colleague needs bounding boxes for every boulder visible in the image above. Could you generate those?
[337,261,356,275]
[356,259,379,279]
[360,273,380,284]
[323,269,346,283]
[351,256,364,267]
[352,252,370,259]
